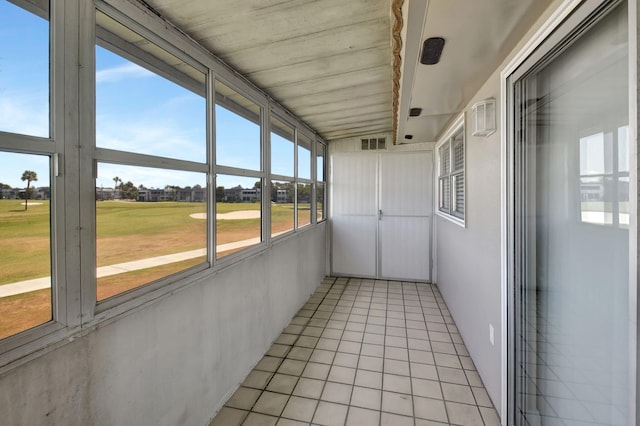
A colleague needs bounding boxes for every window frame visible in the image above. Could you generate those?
[0,0,327,371]
[315,139,327,223]
[435,113,466,227]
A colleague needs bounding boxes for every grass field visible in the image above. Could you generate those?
[0,199,311,338]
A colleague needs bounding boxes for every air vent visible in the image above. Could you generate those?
[404,135,414,140]
[361,137,387,151]
[420,37,445,65]
[409,108,422,117]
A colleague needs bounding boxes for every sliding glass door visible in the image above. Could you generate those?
[509,1,631,424]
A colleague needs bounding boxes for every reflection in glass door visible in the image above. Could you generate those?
[511,1,630,424]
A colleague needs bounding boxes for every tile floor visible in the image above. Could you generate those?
[210,276,500,426]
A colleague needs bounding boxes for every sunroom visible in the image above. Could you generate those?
[0,0,637,425]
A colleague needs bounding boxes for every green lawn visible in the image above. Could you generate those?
[0,200,305,286]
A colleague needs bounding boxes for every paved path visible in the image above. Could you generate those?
[0,236,261,298]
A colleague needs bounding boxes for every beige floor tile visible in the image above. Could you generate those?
[242,370,273,390]
[301,362,330,380]
[409,349,435,365]
[209,407,248,426]
[434,353,462,369]
[294,336,318,349]
[345,322,366,332]
[321,382,353,405]
[446,401,484,426]
[382,391,413,416]
[280,396,317,423]
[414,396,448,423]
[284,324,304,335]
[252,391,290,417]
[275,334,298,346]
[437,366,468,385]
[309,349,335,365]
[480,406,501,426]
[354,369,382,389]
[276,418,307,426]
[266,344,291,358]
[384,359,410,376]
[350,386,381,410]
[465,370,484,387]
[333,352,359,368]
[313,401,348,426]
[381,411,414,426]
[327,365,356,384]
[385,346,409,361]
[363,333,385,345]
[277,359,306,376]
[286,347,312,362]
[342,330,364,342]
[255,356,282,373]
[266,374,299,395]
[472,386,493,407]
[242,412,279,426]
[292,377,324,399]
[408,338,432,351]
[315,338,340,352]
[361,343,384,358]
[301,326,323,337]
[320,328,343,339]
[383,373,412,394]
[226,387,262,410]
[412,377,443,399]
[441,382,475,405]
[358,355,383,372]
[337,340,361,355]
[385,335,408,348]
[346,406,380,425]
[430,341,457,355]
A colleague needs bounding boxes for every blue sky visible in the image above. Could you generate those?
[0,0,308,191]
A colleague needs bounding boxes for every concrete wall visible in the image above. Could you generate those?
[0,225,326,425]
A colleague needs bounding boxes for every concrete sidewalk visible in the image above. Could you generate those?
[0,236,261,298]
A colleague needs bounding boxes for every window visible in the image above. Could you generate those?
[297,132,313,228]
[436,117,465,223]
[316,141,326,222]
[270,115,295,237]
[579,127,629,227]
[0,0,326,363]
[215,80,264,258]
[95,10,208,301]
[0,0,56,341]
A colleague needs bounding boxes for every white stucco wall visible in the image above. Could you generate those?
[433,0,566,416]
[0,225,326,425]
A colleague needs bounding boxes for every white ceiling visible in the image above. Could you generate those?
[143,0,552,144]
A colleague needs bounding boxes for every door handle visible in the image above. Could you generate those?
[379,209,383,220]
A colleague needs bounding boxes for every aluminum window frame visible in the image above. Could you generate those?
[0,0,326,371]
[435,113,466,227]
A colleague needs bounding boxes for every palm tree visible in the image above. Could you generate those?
[21,170,38,211]
[113,176,121,199]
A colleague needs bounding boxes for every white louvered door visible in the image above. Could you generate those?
[331,151,432,281]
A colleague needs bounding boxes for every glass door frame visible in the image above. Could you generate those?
[503,0,638,424]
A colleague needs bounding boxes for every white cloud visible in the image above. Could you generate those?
[96,63,154,83]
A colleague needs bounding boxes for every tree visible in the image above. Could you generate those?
[216,186,226,202]
[113,176,121,199]
[0,182,10,190]
[21,170,38,211]
[119,181,139,200]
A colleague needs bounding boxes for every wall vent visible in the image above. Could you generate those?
[361,137,387,151]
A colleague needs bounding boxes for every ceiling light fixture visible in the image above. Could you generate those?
[409,108,422,117]
[420,37,445,65]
